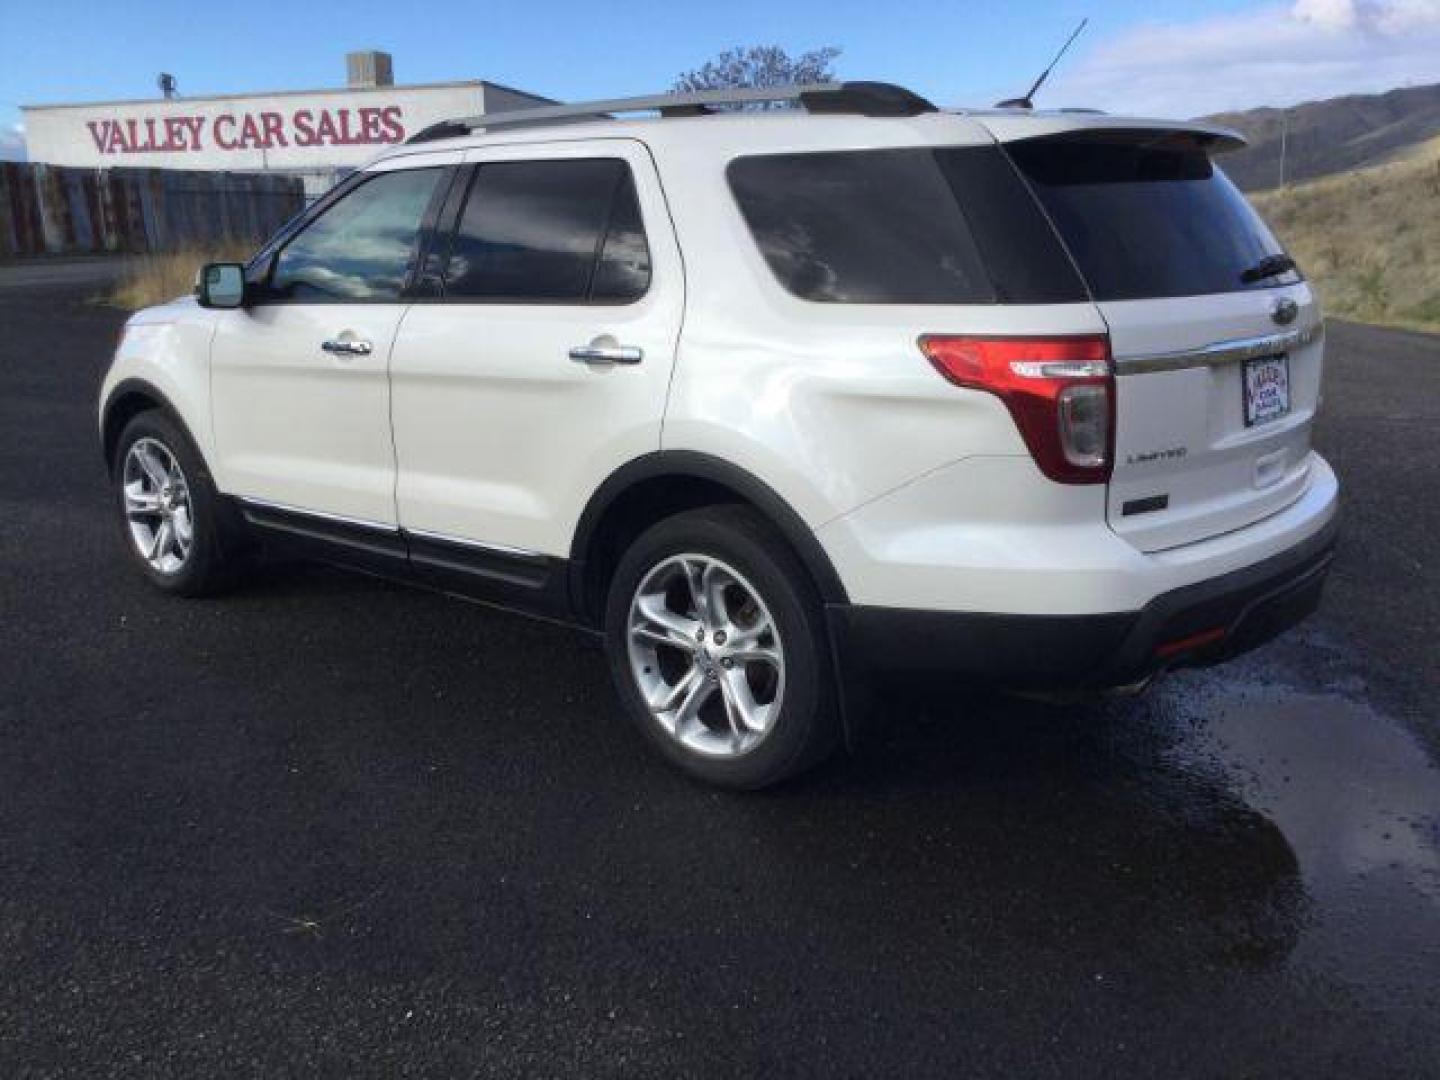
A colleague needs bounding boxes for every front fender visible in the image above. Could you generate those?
[100,305,218,474]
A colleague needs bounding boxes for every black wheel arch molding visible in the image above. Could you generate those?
[100,378,201,473]
[568,450,850,626]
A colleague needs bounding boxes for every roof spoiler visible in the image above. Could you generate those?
[977,115,1249,155]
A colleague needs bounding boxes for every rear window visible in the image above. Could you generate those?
[727,147,1086,305]
[1004,133,1301,301]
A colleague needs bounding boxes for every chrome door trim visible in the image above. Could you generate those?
[237,496,398,533]
[404,527,544,560]
[236,499,547,558]
[1116,324,1322,376]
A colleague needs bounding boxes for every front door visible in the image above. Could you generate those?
[388,140,684,562]
[210,157,455,525]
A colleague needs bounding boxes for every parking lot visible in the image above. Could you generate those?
[1,263,1437,1076]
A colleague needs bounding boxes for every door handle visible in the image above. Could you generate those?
[321,338,373,357]
[569,340,643,366]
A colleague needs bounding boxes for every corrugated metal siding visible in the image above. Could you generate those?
[0,163,304,257]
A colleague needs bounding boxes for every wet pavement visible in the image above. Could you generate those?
[1,276,1437,1075]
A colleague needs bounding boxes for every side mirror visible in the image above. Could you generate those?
[195,263,247,309]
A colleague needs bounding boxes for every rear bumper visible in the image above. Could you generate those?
[827,515,1337,691]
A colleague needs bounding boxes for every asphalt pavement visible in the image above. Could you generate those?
[1,263,1438,1077]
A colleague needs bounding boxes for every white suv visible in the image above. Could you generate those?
[100,82,1339,788]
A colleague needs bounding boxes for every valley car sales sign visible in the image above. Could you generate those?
[22,83,491,171]
[85,106,407,156]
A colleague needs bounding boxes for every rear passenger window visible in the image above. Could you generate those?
[727,148,1086,305]
[728,150,995,304]
[443,159,651,303]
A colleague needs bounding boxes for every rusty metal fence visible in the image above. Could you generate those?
[0,163,305,257]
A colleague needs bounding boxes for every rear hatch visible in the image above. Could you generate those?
[995,124,1321,552]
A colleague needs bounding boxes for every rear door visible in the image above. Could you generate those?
[388,139,684,562]
[1001,130,1321,552]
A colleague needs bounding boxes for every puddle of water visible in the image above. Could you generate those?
[1172,679,1440,995]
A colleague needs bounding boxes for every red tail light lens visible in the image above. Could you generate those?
[919,334,1114,484]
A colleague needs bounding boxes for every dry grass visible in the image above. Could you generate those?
[1252,138,1440,334]
[109,240,259,311]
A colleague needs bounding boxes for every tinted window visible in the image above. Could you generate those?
[727,148,1085,304]
[269,168,442,301]
[1005,133,1301,301]
[444,159,651,303]
[591,172,652,302]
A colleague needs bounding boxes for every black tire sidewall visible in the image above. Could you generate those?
[604,506,836,789]
[112,410,233,596]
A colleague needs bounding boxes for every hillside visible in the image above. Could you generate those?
[1209,83,1440,192]
[1252,138,1440,333]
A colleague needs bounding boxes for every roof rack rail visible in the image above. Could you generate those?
[407,81,936,143]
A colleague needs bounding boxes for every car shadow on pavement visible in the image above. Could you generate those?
[122,557,1308,986]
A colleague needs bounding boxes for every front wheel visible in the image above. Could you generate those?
[604,506,839,789]
[112,410,244,596]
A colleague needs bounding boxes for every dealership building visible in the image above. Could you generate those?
[20,52,552,196]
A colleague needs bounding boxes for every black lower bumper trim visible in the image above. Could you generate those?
[827,517,1338,691]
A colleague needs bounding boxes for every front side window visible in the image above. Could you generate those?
[268,168,443,301]
[443,159,651,303]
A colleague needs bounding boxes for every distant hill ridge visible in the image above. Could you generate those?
[1205,82,1440,192]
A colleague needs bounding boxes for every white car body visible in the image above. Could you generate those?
[101,89,1338,717]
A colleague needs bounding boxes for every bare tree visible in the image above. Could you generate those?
[673,46,842,106]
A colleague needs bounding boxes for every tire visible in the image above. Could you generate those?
[604,505,839,789]
[112,410,246,596]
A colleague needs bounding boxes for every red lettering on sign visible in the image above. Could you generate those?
[357,107,383,142]
[292,109,316,146]
[259,111,287,148]
[181,116,205,151]
[314,110,339,145]
[213,115,237,150]
[79,103,411,156]
[380,106,404,141]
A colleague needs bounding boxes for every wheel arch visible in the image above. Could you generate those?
[568,450,849,627]
[100,379,193,474]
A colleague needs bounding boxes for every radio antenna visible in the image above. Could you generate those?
[996,18,1088,110]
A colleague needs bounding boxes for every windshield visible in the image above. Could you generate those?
[1004,132,1301,302]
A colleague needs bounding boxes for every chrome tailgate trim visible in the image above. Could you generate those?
[1116,324,1323,375]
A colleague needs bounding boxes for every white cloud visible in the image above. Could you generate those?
[1044,1,1440,117]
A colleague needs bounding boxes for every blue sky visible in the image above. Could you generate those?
[2,0,1438,157]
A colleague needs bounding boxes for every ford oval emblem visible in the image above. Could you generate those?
[1271,297,1299,326]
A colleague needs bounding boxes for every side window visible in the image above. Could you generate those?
[727,150,996,304]
[591,171,651,303]
[268,168,443,301]
[443,159,651,303]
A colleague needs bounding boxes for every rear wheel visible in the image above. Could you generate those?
[113,410,244,596]
[604,506,838,788]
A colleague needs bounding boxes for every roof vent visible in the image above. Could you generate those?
[347,51,394,89]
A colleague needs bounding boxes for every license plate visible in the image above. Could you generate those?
[1243,354,1290,426]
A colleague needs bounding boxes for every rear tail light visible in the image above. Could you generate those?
[919,334,1114,484]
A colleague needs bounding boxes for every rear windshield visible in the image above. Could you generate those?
[1004,133,1300,301]
[727,147,1086,304]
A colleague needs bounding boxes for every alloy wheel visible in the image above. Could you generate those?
[625,554,785,758]
[122,437,194,574]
